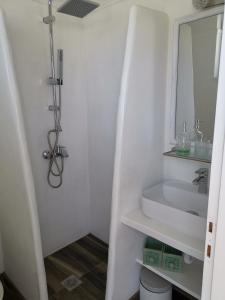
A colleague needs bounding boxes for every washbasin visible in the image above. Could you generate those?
[142,180,208,240]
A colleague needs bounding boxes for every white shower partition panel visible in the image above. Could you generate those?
[106,5,168,300]
[0,10,48,300]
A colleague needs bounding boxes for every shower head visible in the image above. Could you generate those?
[58,0,99,18]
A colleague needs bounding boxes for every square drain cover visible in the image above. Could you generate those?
[61,275,82,292]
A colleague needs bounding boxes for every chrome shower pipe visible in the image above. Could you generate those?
[43,0,68,188]
[44,0,59,129]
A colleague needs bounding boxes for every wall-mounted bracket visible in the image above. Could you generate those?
[49,105,60,112]
[47,77,63,86]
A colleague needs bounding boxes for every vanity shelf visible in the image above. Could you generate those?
[136,258,203,299]
[121,209,205,261]
[163,150,211,164]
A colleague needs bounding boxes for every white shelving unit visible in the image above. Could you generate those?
[121,209,205,261]
[137,259,203,299]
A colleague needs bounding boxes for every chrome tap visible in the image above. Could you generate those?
[193,168,208,194]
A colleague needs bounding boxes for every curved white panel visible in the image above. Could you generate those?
[0,9,48,300]
[106,5,168,300]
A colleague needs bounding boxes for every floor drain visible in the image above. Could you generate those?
[61,275,82,292]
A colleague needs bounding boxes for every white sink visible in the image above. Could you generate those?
[142,180,208,240]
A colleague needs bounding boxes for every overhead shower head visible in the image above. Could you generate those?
[58,0,99,18]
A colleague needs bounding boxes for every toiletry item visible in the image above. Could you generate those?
[143,237,163,267]
[176,121,191,156]
[162,245,183,272]
[195,141,208,159]
[190,120,204,155]
[206,140,213,161]
[194,141,212,161]
[183,253,194,265]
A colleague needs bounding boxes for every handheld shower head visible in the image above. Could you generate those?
[58,0,99,18]
[57,49,63,85]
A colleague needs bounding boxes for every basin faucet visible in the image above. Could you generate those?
[193,168,208,194]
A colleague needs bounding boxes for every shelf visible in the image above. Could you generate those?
[137,259,203,299]
[163,150,211,164]
[121,209,205,261]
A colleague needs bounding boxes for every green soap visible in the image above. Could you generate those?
[162,245,183,272]
[143,249,162,267]
[176,148,190,156]
[143,237,164,267]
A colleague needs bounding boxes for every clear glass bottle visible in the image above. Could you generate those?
[206,139,213,161]
[190,120,204,155]
[176,121,191,156]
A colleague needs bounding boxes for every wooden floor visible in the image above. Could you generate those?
[45,234,195,300]
[45,234,108,300]
[0,234,196,300]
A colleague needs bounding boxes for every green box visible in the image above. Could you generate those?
[143,237,163,267]
[162,245,183,272]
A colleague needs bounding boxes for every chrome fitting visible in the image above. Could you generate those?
[47,77,63,86]
[49,105,60,112]
[43,15,55,24]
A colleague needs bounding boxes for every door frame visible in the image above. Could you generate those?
[201,4,225,300]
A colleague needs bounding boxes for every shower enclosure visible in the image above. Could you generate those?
[0,0,134,298]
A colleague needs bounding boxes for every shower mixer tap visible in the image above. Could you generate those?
[56,146,69,158]
[42,146,69,160]
[193,168,209,194]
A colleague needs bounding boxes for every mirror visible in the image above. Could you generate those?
[175,11,224,144]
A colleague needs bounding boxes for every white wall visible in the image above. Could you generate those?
[106,5,168,299]
[83,0,166,243]
[83,1,130,243]
[0,8,47,299]
[0,0,90,256]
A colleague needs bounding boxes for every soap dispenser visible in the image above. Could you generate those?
[176,121,191,156]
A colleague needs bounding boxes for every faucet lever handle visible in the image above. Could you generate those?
[195,168,208,175]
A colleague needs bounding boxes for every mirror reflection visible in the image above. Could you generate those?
[176,14,224,146]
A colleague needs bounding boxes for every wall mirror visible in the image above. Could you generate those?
[171,7,224,147]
